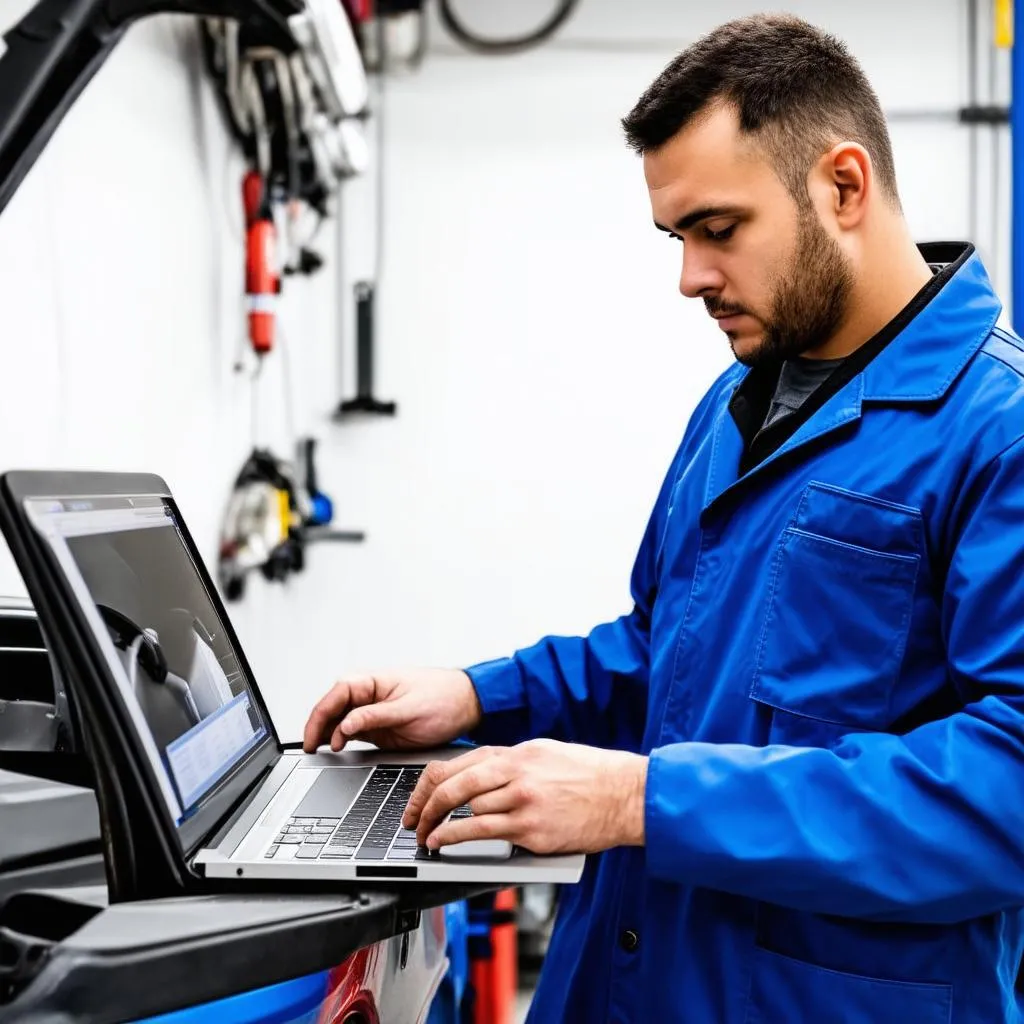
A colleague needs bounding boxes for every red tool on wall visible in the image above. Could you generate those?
[342,0,373,23]
[243,168,279,357]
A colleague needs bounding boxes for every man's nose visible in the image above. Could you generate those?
[679,250,725,299]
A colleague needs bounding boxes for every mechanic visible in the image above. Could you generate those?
[304,14,1024,1023]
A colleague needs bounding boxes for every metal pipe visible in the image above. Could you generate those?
[968,0,979,244]
[1012,0,1024,327]
[990,0,1002,287]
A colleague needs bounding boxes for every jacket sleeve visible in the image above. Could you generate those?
[465,436,692,752]
[644,434,1024,923]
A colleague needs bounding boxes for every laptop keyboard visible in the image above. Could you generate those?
[263,765,474,862]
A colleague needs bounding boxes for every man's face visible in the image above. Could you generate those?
[644,103,853,367]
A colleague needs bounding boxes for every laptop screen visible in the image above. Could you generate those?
[25,494,269,825]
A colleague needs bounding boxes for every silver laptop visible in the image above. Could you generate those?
[8,472,584,886]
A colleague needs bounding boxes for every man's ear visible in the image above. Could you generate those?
[819,142,871,228]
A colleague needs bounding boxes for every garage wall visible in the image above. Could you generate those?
[0,0,1006,740]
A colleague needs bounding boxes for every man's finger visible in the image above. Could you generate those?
[415,759,511,846]
[338,698,409,741]
[303,677,380,753]
[467,784,518,817]
[329,721,350,752]
[303,681,353,752]
[425,812,518,851]
[404,761,451,827]
[403,747,497,827]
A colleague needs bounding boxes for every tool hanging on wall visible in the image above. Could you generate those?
[226,165,366,602]
[203,4,392,416]
[243,169,280,358]
[334,10,397,420]
[218,438,365,602]
[202,3,370,198]
[202,4,372,602]
[336,280,396,415]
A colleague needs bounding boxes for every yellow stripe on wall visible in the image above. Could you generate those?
[996,0,1013,48]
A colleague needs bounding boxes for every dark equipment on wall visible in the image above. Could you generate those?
[200,0,370,209]
[336,280,397,416]
[197,2,388,594]
[218,439,364,601]
[333,8,397,420]
[198,0,401,425]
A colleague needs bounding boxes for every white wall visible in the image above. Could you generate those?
[0,0,1006,740]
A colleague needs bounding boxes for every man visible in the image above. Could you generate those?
[304,14,1024,1022]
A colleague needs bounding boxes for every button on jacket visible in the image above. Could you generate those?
[468,244,1024,1022]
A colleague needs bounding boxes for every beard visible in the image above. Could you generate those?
[708,211,854,369]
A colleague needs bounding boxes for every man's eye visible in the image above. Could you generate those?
[705,224,736,242]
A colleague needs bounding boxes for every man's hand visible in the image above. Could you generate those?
[402,739,648,854]
[302,669,483,753]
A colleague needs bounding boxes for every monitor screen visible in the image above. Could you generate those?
[25,495,268,825]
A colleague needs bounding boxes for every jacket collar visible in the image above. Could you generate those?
[861,242,1000,402]
[700,242,1000,518]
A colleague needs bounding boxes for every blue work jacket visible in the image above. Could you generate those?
[467,243,1024,1023]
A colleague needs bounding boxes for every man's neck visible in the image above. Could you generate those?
[803,227,935,361]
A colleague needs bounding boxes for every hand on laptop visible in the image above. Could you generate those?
[402,739,648,855]
[302,668,483,753]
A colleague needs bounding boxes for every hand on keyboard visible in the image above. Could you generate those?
[402,739,648,856]
[263,766,503,863]
[302,669,482,753]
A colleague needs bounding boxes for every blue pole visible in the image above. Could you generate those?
[1013,0,1024,329]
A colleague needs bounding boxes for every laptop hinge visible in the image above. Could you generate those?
[201,750,282,851]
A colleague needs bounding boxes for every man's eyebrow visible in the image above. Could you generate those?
[654,205,745,234]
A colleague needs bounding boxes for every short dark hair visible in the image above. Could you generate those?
[621,14,900,209]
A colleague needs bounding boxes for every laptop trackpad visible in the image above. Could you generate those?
[294,767,374,818]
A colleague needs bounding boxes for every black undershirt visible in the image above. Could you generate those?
[730,242,971,477]
[757,354,846,436]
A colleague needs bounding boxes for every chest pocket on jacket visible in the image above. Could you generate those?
[750,482,923,738]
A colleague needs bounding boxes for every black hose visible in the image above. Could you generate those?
[438,0,581,55]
